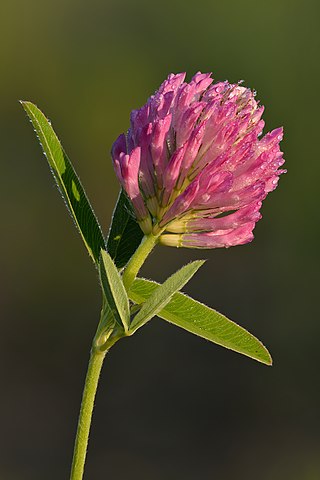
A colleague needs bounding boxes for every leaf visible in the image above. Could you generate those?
[99,250,130,331]
[129,278,272,365]
[21,101,106,265]
[129,260,205,333]
[106,189,144,269]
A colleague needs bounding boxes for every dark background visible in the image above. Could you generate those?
[1,0,319,478]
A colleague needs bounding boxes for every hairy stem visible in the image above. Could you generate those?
[69,348,106,480]
[70,234,159,479]
[122,234,158,292]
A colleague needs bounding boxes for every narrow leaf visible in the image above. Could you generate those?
[21,101,105,264]
[107,189,144,269]
[99,250,130,331]
[129,278,272,365]
[130,260,205,332]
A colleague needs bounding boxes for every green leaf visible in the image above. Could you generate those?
[107,189,144,269]
[129,260,205,333]
[21,101,105,265]
[99,250,130,331]
[129,278,272,365]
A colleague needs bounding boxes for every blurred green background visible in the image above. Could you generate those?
[1,0,319,478]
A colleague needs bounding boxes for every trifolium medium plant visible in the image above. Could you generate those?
[21,71,285,480]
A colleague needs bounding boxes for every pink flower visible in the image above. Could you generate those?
[111,72,285,248]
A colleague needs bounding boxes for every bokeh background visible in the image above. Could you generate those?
[1,0,319,478]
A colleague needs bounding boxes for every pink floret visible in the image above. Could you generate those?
[111,72,285,248]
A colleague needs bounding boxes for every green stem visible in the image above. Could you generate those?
[69,348,106,480]
[70,234,159,479]
[122,234,158,292]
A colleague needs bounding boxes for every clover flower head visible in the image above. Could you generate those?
[111,72,285,248]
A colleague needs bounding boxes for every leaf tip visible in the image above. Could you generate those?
[19,100,30,107]
[258,346,273,366]
[198,259,207,265]
[20,100,34,116]
[265,353,273,367]
[190,258,207,272]
[19,100,28,111]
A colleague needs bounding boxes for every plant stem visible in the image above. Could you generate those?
[122,234,158,292]
[70,234,159,479]
[69,348,106,480]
